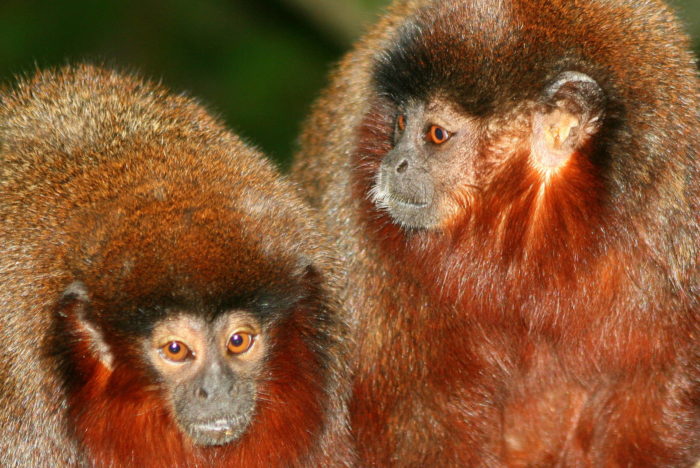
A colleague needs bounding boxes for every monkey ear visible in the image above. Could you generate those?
[58,281,114,370]
[532,71,605,169]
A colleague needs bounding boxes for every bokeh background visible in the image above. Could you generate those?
[2,0,698,169]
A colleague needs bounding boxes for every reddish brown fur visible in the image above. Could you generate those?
[294,0,700,466]
[0,65,354,467]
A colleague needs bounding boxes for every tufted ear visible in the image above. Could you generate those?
[57,281,114,369]
[531,72,605,170]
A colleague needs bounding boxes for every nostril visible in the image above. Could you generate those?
[396,160,408,173]
[197,387,208,399]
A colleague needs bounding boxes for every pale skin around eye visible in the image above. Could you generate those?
[147,312,265,383]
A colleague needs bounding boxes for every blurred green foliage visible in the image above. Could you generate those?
[0,0,697,169]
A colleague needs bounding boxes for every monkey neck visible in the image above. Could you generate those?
[469,149,607,268]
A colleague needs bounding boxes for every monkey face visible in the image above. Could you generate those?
[368,70,604,235]
[52,193,332,456]
[145,311,265,446]
[371,96,481,229]
[363,7,608,237]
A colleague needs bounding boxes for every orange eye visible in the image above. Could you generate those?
[227,331,254,355]
[160,340,192,362]
[397,114,406,131]
[427,125,450,144]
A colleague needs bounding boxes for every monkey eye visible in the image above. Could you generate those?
[227,331,255,355]
[160,340,193,363]
[396,114,406,131]
[427,125,450,145]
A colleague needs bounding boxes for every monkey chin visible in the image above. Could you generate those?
[374,191,441,230]
[183,416,251,447]
[370,181,443,230]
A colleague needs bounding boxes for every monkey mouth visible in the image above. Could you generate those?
[370,185,429,209]
[187,417,249,446]
[370,187,440,229]
[391,196,428,208]
[192,419,234,432]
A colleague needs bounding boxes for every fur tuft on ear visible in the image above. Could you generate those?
[60,281,90,306]
[58,281,114,370]
[531,72,605,172]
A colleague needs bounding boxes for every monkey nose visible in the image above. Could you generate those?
[396,160,409,173]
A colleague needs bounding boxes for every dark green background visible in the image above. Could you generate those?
[1,0,698,169]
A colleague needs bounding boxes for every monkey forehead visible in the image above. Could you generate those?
[150,310,263,342]
[374,0,686,116]
[67,188,321,309]
[375,1,518,112]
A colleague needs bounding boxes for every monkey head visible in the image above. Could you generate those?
[365,13,610,235]
[372,71,605,232]
[355,0,694,260]
[62,283,275,448]
[53,185,333,456]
